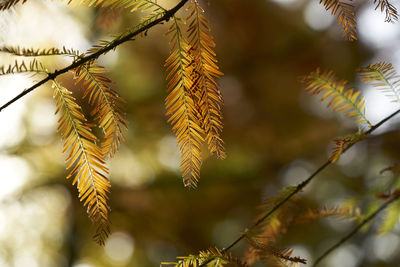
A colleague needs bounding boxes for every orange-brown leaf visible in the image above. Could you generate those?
[186,0,226,159]
[165,18,204,188]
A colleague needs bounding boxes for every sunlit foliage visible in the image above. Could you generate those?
[0,0,225,244]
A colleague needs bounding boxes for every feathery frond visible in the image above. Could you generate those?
[186,0,226,159]
[245,237,307,267]
[358,62,400,103]
[165,18,204,188]
[0,46,81,58]
[295,205,360,224]
[329,131,365,162]
[162,247,246,267]
[374,0,398,22]
[0,0,27,10]
[319,0,357,41]
[303,68,371,127]
[0,59,48,76]
[52,80,111,245]
[74,63,127,158]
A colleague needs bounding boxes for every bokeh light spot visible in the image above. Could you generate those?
[104,232,135,264]
[303,0,334,31]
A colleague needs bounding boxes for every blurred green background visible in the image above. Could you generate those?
[1,0,400,266]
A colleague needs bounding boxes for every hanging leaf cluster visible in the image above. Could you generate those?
[165,0,225,188]
[53,80,113,245]
[0,5,134,245]
[0,0,226,244]
[51,59,127,245]
[54,63,126,246]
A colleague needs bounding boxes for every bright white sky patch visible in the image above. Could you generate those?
[358,6,400,49]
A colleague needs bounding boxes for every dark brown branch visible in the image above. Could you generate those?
[313,192,400,266]
[0,0,189,113]
[197,109,400,266]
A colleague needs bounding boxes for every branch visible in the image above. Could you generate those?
[0,0,189,113]
[313,192,400,266]
[198,108,400,266]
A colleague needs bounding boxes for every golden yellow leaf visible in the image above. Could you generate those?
[53,80,111,245]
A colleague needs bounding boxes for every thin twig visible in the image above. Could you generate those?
[0,0,189,113]
[197,109,400,267]
[313,193,400,266]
